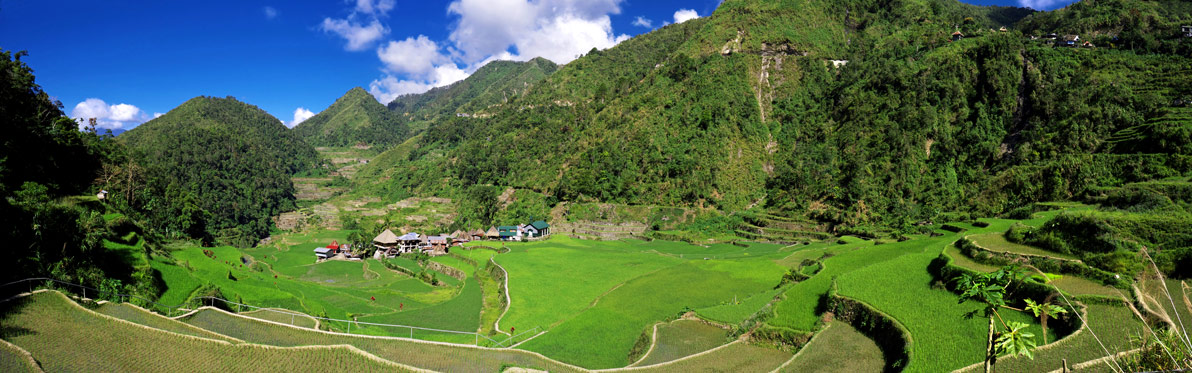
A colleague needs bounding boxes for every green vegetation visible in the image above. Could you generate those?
[240,308,319,329]
[779,323,884,373]
[116,96,320,246]
[0,340,40,373]
[629,341,791,372]
[95,302,239,341]
[1,292,410,372]
[178,307,583,372]
[634,320,728,366]
[293,87,407,147]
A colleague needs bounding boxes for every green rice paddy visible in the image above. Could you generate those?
[779,322,884,372]
[40,205,1152,371]
[634,320,728,366]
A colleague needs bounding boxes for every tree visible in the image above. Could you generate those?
[955,266,1040,372]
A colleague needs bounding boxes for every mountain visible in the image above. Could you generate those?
[1016,0,1192,53]
[388,57,558,131]
[365,0,1190,234]
[120,96,319,246]
[292,87,406,147]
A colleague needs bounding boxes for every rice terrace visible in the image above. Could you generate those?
[3,0,1192,371]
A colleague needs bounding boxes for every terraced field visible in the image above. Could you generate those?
[178,307,583,372]
[634,320,728,366]
[968,232,1078,260]
[23,203,1154,371]
[0,292,412,372]
[778,323,884,372]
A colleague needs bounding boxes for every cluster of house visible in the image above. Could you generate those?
[369,220,551,259]
[949,26,1192,47]
[313,240,357,260]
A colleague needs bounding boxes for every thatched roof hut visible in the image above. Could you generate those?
[373,229,399,245]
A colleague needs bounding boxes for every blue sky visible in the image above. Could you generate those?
[0,0,1074,131]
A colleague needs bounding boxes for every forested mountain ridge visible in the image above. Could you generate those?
[387,57,558,131]
[292,87,406,147]
[118,96,320,246]
[360,0,1191,233]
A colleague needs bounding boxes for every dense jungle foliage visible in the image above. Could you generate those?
[292,87,407,147]
[0,49,159,294]
[116,97,320,246]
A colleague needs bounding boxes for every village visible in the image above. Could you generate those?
[312,220,551,261]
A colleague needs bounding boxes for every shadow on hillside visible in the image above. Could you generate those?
[0,296,37,339]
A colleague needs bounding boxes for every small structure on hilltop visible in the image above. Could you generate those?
[485,226,500,240]
[1062,35,1080,47]
[998,26,1007,32]
[952,30,964,41]
[1081,40,1095,48]
[96,190,108,201]
[373,229,399,256]
[1183,26,1192,38]
[397,232,422,255]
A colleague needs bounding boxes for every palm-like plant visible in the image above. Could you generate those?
[956,266,1040,373]
[1025,298,1068,344]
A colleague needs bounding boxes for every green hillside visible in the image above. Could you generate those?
[387,57,559,131]
[119,96,319,246]
[1017,0,1192,52]
[292,87,407,147]
[355,0,1191,235]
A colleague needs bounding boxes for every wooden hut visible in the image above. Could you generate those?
[373,229,399,253]
[485,226,500,240]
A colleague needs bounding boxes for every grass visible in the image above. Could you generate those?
[154,236,469,335]
[635,320,728,366]
[149,256,202,306]
[977,303,1145,372]
[94,302,239,341]
[627,341,792,372]
[835,236,1052,372]
[386,257,422,273]
[240,308,319,329]
[1,291,410,372]
[695,287,784,324]
[494,236,683,333]
[517,258,784,368]
[358,276,483,338]
[968,232,1078,260]
[944,245,1122,297]
[0,339,40,373]
[779,322,884,372]
[179,307,584,372]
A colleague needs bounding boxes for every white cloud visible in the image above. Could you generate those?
[514,14,628,63]
[353,0,395,16]
[153,112,164,119]
[447,0,627,64]
[632,16,652,28]
[369,64,471,104]
[288,107,316,128]
[263,6,278,20]
[360,0,631,101]
[377,35,447,78]
[1017,0,1065,10]
[321,18,389,51]
[673,9,699,23]
[70,98,150,130]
